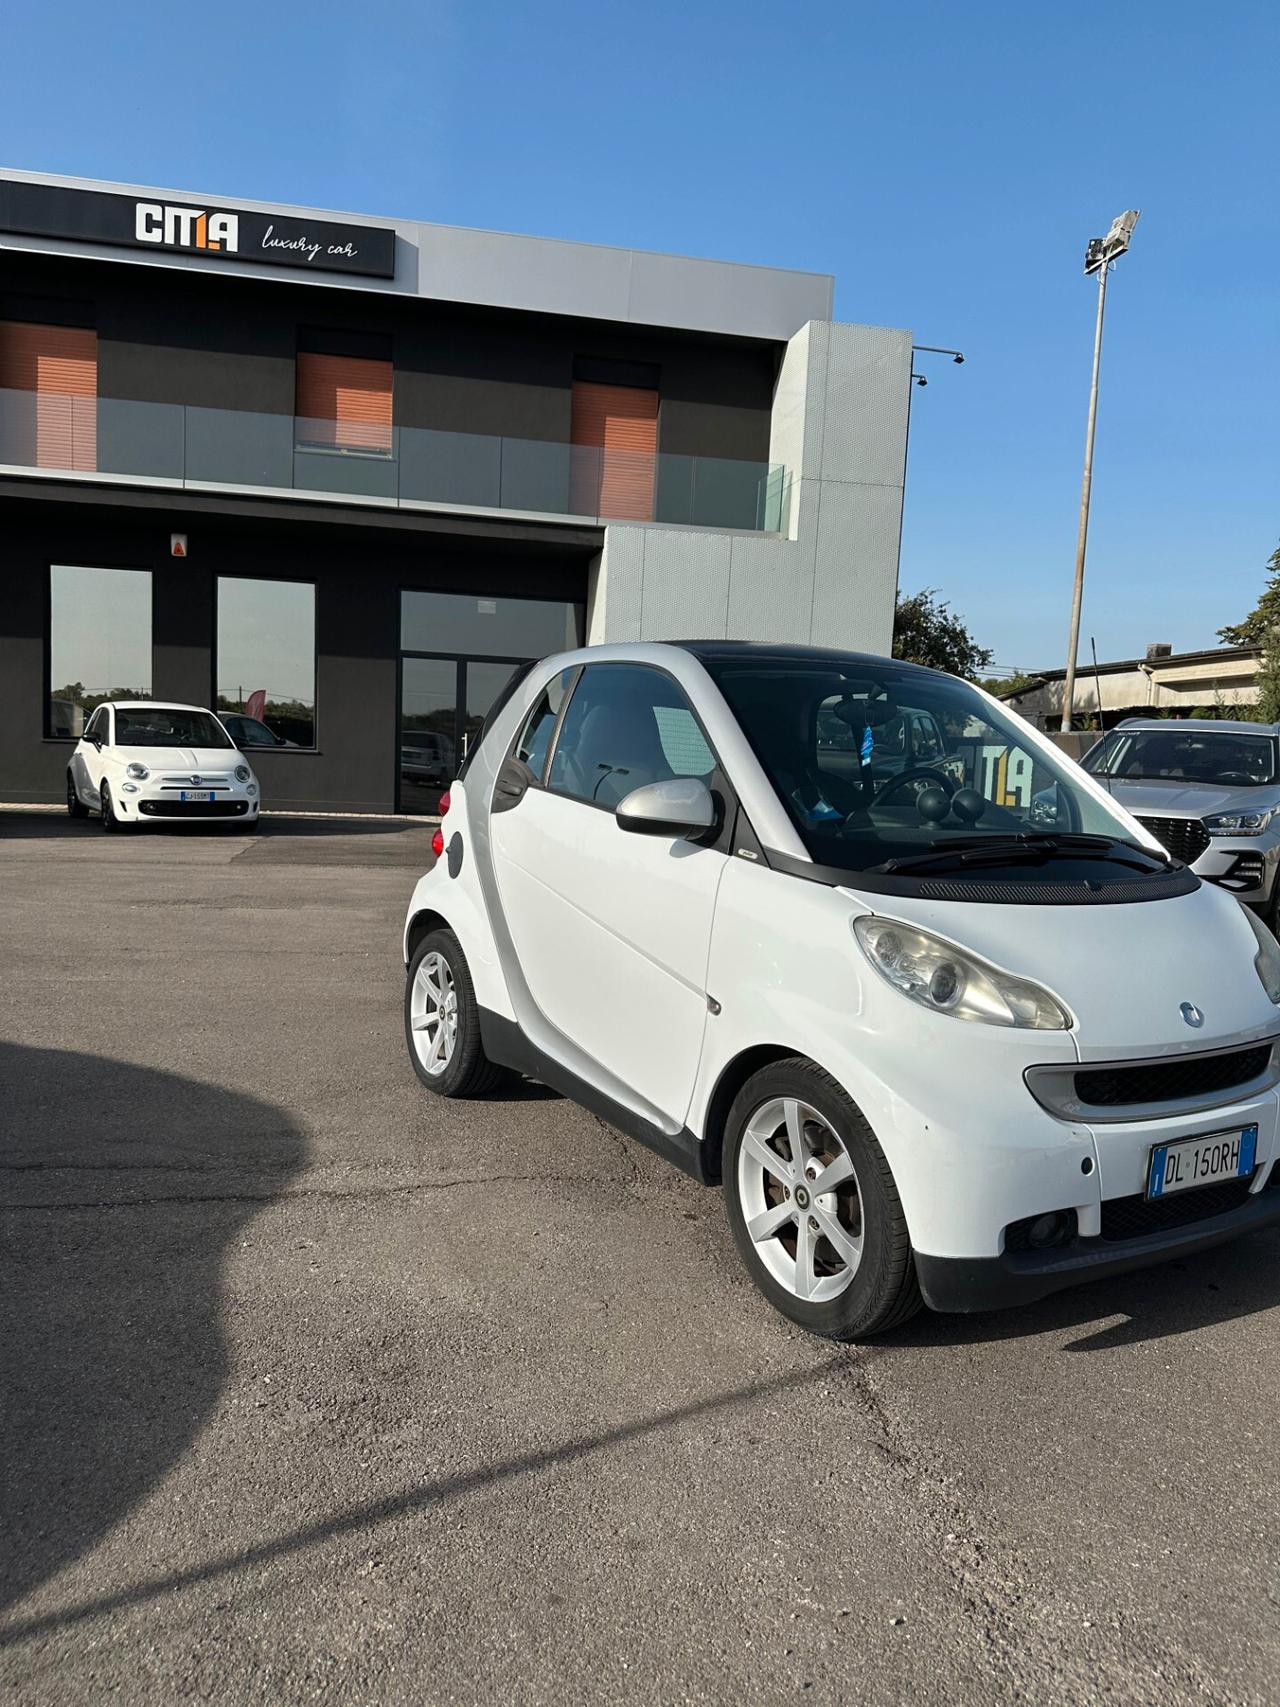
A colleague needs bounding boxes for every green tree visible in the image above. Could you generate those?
[1218,542,1280,647]
[1219,541,1280,723]
[980,671,1040,699]
[893,587,993,679]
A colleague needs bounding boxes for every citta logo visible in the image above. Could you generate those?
[134,202,239,253]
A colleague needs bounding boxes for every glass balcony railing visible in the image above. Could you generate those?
[0,389,791,534]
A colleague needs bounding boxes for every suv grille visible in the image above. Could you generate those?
[1136,815,1210,864]
[1100,1174,1257,1241]
[1074,1044,1273,1108]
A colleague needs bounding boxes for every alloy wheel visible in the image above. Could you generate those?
[737,1097,865,1302]
[408,950,459,1076]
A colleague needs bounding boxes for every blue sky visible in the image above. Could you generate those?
[3,0,1276,670]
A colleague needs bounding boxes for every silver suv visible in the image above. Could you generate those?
[1081,719,1280,924]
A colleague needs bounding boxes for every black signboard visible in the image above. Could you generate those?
[0,180,396,279]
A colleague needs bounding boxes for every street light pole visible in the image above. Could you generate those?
[1060,259,1109,732]
[1059,209,1140,734]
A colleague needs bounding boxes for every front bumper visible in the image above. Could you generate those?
[917,1163,1280,1311]
[1190,838,1279,907]
[116,785,259,823]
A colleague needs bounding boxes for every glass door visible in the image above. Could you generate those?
[399,657,459,815]
[398,654,528,814]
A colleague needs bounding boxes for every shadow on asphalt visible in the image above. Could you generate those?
[0,810,425,841]
[0,1351,856,1647]
[0,1042,306,1619]
[887,1227,1280,1353]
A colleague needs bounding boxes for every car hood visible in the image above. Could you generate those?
[846,878,1280,1060]
[110,746,244,771]
[1101,778,1280,818]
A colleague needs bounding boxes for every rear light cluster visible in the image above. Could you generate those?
[431,786,453,859]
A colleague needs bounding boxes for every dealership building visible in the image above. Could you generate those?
[0,168,912,814]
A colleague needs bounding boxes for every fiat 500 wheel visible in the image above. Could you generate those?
[724,1059,921,1340]
[404,928,507,1098]
[99,782,119,832]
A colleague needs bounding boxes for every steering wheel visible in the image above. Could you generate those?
[872,766,958,809]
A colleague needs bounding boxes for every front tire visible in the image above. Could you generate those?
[405,928,506,1098]
[67,772,89,818]
[724,1058,922,1340]
[99,781,120,833]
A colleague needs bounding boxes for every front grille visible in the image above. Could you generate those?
[1136,815,1210,864]
[1100,1174,1257,1241]
[1075,1044,1273,1108]
[159,773,233,786]
[139,800,248,818]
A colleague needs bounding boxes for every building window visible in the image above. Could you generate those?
[0,321,97,472]
[295,351,392,455]
[217,577,317,748]
[400,590,582,658]
[569,376,658,521]
[48,565,150,737]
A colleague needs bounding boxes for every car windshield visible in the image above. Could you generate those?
[1083,728,1277,787]
[705,656,1152,877]
[113,708,233,749]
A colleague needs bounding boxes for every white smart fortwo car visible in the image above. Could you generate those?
[401,643,1280,1339]
[67,701,261,831]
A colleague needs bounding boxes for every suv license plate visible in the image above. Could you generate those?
[179,790,213,802]
[1147,1124,1258,1200]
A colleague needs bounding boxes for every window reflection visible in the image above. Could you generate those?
[217,577,316,748]
[48,565,151,738]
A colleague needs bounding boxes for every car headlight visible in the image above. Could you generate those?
[234,765,251,783]
[852,916,1071,1030]
[126,762,149,780]
[1205,808,1275,836]
[1241,904,1280,1003]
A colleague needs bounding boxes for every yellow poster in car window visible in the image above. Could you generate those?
[980,746,1035,807]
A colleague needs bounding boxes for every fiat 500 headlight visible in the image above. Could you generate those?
[1204,808,1275,837]
[853,916,1071,1030]
[234,764,251,783]
[1241,904,1280,1003]
[126,762,149,781]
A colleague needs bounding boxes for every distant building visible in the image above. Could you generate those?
[1000,643,1262,731]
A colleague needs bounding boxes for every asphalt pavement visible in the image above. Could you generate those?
[2,808,1279,1706]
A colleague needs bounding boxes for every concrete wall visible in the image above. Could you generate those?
[586,318,911,652]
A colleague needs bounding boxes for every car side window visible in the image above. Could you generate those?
[86,708,108,744]
[548,664,715,809]
[514,669,574,781]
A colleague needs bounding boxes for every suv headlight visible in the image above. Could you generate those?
[1205,808,1275,836]
[853,916,1071,1030]
[234,764,251,783]
[126,762,149,780]
[1241,905,1280,1003]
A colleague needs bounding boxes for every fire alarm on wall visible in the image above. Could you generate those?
[170,533,188,558]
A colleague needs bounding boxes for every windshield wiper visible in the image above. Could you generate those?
[875,832,1172,876]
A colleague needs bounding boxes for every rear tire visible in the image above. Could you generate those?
[67,772,89,818]
[724,1058,922,1340]
[405,928,507,1098]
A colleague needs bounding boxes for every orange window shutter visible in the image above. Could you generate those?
[570,381,657,520]
[296,353,392,453]
[0,321,97,472]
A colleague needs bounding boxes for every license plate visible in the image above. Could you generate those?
[1147,1124,1258,1200]
[179,790,213,802]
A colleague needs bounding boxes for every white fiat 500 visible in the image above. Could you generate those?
[401,643,1280,1339]
[67,701,261,831]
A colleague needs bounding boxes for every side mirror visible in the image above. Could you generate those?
[616,777,715,840]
